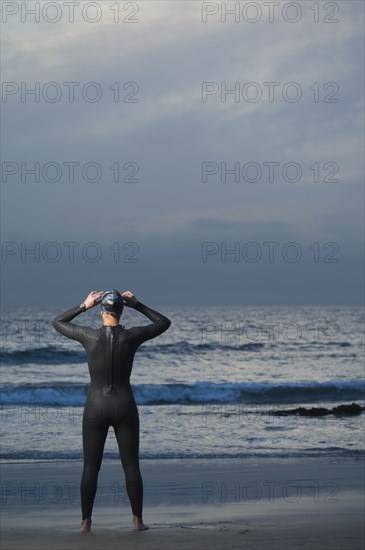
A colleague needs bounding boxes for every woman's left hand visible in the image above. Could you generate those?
[84,291,103,310]
[121,290,138,307]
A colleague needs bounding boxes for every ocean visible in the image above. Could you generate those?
[1,305,364,462]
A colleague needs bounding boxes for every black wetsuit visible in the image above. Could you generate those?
[52,301,171,520]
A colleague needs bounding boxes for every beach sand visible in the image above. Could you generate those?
[1,457,364,549]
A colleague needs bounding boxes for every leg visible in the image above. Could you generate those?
[80,406,109,528]
[114,409,149,531]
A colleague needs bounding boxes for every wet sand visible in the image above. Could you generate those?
[1,457,364,549]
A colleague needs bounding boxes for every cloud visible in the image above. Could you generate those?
[1,0,363,305]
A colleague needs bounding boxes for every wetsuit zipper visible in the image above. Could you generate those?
[105,327,114,395]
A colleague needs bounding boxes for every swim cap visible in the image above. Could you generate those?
[100,289,124,316]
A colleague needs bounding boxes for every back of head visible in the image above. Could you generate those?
[100,289,124,318]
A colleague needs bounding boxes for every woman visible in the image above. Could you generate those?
[52,289,171,532]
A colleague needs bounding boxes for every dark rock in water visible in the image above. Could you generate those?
[273,402,364,417]
[332,403,364,415]
[273,407,329,417]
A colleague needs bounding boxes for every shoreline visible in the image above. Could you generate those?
[1,456,364,549]
[1,452,364,464]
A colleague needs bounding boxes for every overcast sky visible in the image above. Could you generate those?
[1,0,364,307]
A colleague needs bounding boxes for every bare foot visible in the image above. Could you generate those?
[133,515,149,531]
[80,518,92,532]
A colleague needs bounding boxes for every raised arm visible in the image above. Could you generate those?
[52,291,102,342]
[122,291,171,345]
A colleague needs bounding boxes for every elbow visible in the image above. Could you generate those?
[158,317,171,333]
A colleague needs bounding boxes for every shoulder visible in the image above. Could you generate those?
[76,325,102,343]
[123,325,146,338]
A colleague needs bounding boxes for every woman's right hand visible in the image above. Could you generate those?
[121,290,138,307]
[84,291,103,310]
